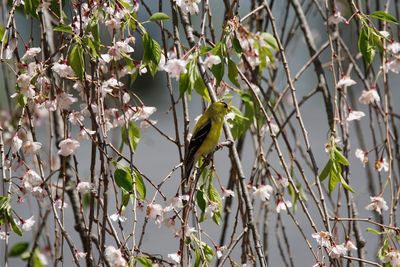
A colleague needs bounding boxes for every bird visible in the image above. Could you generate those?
[183,101,231,183]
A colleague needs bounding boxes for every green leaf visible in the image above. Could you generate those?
[136,255,153,267]
[68,43,85,80]
[194,74,210,102]
[366,227,384,235]
[369,11,399,24]
[179,72,191,97]
[10,216,23,236]
[202,243,215,263]
[232,37,243,54]
[121,121,140,152]
[339,173,354,192]
[194,249,201,267]
[210,59,224,87]
[24,0,40,18]
[114,168,133,192]
[358,26,376,65]
[328,170,340,193]
[9,242,29,257]
[53,25,73,33]
[228,59,239,87]
[319,160,332,181]
[333,148,349,166]
[121,191,131,208]
[32,251,43,267]
[143,33,161,77]
[89,19,100,53]
[196,189,207,213]
[261,32,278,51]
[134,170,146,200]
[149,12,170,22]
[208,183,222,225]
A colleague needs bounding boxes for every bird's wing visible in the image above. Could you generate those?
[184,117,212,180]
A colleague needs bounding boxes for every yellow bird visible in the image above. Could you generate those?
[184,101,231,182]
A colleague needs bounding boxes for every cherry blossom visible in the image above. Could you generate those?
[359,89,380,104]
[203,55,221,68]
[21,47,41,62]
[328,12,347,24]
[253,184,274,201]
[276,174,289,188]
[76,182,94,194]
[52,62,75,78]
[337,76,356,88]
[11,134,23,153]
[345,240,357,251]
[75,251,87,260]
[346,110,365,121]
[22,170,43,193]
[355,149,368,166]
[58,138,80,156]
[382,250,400,267]
[329,243,347,258]
[18,216,36,232]
[163,58,187,79]
[221,187,235,199]
[146,203,164,225]
[22,141,42,155]
[375,158,389,172]
[311,231,331,247]
[110,211,127,223]
[167,251,181,264]
[365,196,389,214]
[165,195,189,211]
[276,199,292,213]
[104,246,127,267]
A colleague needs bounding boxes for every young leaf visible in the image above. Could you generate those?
[9,242,30,257]
[121,121,140,152]
[366,227,383,235]
[339,174,354,192]
[53,25,73,33]
[149,12,170,22]
[369,11,399,24]
[210,60,224,87]
[114,168,133,192]
[232,37,243,54]
[143,33,161,77]
[328,170,340,193]
[358,26,376,65]
[208,183,222,225]
[0,24,7,45]
[68,43,85,80]
[136,255,153,267]
[134,171,146,200]
[319,160,332,181]
[194,75,210,102]
[333,148,350,166]
[228,58,239,87]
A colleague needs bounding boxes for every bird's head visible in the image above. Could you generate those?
[210,101,231,115]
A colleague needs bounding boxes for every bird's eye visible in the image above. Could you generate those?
[223,103,228,108]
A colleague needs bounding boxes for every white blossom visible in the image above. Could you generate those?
[382,250,400,267]
[104,246,127,267]
[165,195,189,212]
[347,110,365,121]
[345,240,357,251]
[253,184,273,201]
[52,62,75,78]
[58,138,80,156]
[57,92,78,110]
[337,76,356,88]
[11,134,23,153]
[21,47,41,62]
[146,203,164,226]
[329,244,347,258]
[167,252,181,264]
[203,55,221,68]
[276,199,292,213]
[22,141,42,155]
[276,174,289,188]
[355,149,368,166]
[18,216,35,232]
[54,199,68,209]
[75,251,87,260]
[221,187,235,199]
[110,212,127,223]
[359,89,380,104]
[22,170,43,193]
[311,231,331,247]
[365,196,389,214]
[163,58,187,79]
[76,182,94,194]
[387,42,400,54]
[77,128,96,141]
[133,106,157,121]
[386,58,400,73]
[375,158,389,172]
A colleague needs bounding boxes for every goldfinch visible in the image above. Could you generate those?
[184,101,231,182]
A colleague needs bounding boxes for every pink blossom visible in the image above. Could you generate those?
[163,58,187,79]
[359,89,380,104]
[58,138,80,156]
[355,149,368,166]
[347,110,365,121]
[253,184,273,201]
[22,141,42,155]
[337,76,356,88]
[365,196,389,214]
